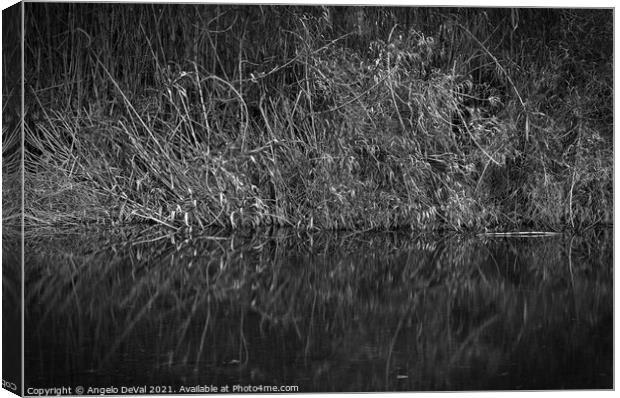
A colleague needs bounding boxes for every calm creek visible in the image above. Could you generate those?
[8,227,612,391]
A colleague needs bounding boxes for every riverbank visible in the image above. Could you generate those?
[6,6,612,232]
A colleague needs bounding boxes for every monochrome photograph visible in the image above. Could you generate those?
[2,1,613,394]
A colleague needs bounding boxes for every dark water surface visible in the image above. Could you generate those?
[19,227,612,392]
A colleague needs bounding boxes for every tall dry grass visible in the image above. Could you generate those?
[13,5,612,231]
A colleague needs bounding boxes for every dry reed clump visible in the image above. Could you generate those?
[20,5,612,232]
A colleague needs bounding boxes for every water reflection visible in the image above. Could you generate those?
[3,229,22,395]
[23,228,612,391]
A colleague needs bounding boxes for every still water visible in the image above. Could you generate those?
[15,227,613,391]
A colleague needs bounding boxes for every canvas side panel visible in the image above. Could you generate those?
[2,2,23,396]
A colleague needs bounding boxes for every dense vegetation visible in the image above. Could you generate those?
[6,5,613,231]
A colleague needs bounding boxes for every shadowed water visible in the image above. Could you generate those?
[15,227,612,392]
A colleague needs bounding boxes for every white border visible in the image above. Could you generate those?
[0,2,616,398]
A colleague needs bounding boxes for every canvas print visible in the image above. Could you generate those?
[2,2,613,395]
